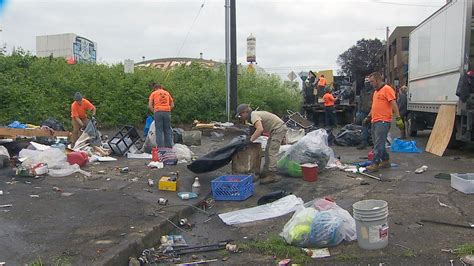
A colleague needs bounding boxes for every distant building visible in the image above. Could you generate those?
[135,57,221,69]
[36,33,97,63]
[387,26,415,87]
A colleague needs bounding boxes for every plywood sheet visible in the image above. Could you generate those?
[425,105,456,156]
[0,128,70,138]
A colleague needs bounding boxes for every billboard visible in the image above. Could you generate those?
[73,36,97,63]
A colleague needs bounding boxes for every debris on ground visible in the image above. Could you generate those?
[219,195,304,225]
[225,243,238,253]
[147,161,164,169]
[302,247,331,258]
[415,165,428,174]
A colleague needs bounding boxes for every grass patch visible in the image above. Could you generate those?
[29,257,44,266]
[453,243,474,257]
[53,252,74,266]
[402,249,416,258]
[335,254,359,261]
[239,235,311,264]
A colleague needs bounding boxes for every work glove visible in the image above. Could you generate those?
[396,117,405,130]
[362,116,371,126]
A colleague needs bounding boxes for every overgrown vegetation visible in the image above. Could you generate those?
[0,51,301,129]
[453,243,474,257]
[239,235,311,264]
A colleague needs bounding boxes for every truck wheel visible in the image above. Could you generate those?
[407,115,417,137]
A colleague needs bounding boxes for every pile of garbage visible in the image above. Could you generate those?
[280,198,357,248]
[277,129,336,177]
[17,143,92,177]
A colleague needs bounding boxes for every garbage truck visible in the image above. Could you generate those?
[407,0,474,143]
[301,71,355,126]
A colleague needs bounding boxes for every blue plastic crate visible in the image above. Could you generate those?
[211,175,254,201]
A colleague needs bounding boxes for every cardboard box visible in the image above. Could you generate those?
[158,176,177,192]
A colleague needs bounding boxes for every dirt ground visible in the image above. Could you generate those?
[0,127,473,265]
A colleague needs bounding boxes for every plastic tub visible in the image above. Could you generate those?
[353,200,389,250]
[451,173,474,194]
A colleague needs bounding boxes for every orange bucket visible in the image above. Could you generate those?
[301,163,318,182]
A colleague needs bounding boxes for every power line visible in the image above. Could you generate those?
[370,0,441,8]
[176,0,206,57]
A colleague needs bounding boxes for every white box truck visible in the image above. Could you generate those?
[408,0,474,143]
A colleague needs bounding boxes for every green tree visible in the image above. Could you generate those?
[337,38,383,81]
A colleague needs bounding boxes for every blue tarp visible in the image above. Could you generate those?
[390,138,422,153]
[8,121,27,129]
[144,115,154,136]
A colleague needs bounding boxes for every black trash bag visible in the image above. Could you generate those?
[187,135,249,174]
[334,124,363,146]
[173,128,185,144]
[41,117,65,131]
[324,127,336,146]
[258,190,292,205]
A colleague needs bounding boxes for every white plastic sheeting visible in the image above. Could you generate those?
[218,195,304,225]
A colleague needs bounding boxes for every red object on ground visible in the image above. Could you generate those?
[152,147,160,162]
[301,163,318,182]
[67,151,88,167]
[368,150,375,161]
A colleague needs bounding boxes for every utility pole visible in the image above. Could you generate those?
[225,0,237,121]
[386,26,390,83]
[225,0,231,121]
[230,0,237,116]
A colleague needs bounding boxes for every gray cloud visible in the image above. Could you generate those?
[0,0,445,77]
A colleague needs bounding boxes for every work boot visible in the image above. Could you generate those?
[366,163,379,173]
[259,173,280,185]
[379,160,391,169]
[357,142,368,150]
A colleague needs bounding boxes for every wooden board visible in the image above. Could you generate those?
[425,105,456,156]
[0,127,70,138]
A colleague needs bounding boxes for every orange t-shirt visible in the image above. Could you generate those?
[318,77,327,87]
[71,99,95,119]
[323,93,335,107]
[371,84,396,123]
[149,89,174,112]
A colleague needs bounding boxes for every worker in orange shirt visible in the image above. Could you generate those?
[364,72,404,172]
[323,88,337,127]
[316,74,327,99]
[148,82,174,148]
[70,92,96,146]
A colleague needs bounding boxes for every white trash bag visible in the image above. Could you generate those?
[280,198,356,248]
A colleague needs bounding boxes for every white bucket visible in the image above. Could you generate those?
[352,199,389,250]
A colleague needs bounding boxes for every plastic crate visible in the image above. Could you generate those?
[451,173,474,194]
[211,175,254,201]
[108,126,141,156]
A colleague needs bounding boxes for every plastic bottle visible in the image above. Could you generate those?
[368,150,375,161]
[152,147,159,162]
[192,177,201,195]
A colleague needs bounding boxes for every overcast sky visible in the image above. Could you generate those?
[0,0,445,77]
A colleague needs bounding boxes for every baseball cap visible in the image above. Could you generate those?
[235,104,249,118]
[74,92,83,101]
